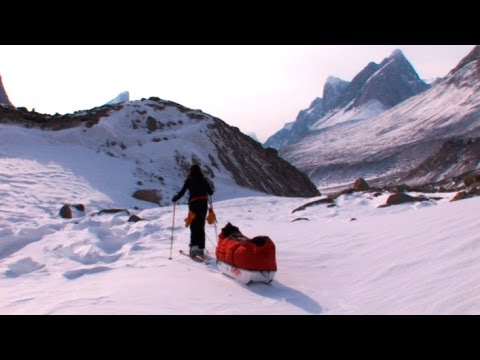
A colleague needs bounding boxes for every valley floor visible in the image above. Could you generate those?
[1,156,479,314]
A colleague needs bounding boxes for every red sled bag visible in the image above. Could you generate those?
[215,223,277,284]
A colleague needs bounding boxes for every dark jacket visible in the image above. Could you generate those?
[172,177,214,203]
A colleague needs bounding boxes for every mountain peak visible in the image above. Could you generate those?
[105,91,130,105]
[354,50,428,108]
[390,48,406,60]
[326,76,345,86]
[323,76,350,111]
[0,74,13,107]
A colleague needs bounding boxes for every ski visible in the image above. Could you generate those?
[179,250,210,265]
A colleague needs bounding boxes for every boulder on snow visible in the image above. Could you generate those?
[292,197,335,213]
[292,217,309,222]
[450,191,467,202]
[97,208,130,216]
[128,214,143,222]
[59,205,72,219]
[132,189,162,204]
[385,193,430,206]
[464,172,480,187]
[353,177,370,191]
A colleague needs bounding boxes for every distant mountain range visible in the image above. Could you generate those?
[265,46,480,189]
[265,49,429,151]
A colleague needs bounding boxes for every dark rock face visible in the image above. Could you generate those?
[402,138,480,186]
[322,77,349,112]
[335,50,429,110]
[0,75,13,106]
[208,118,320,198]
[353,50,430,108]
[336,62,380,109]
[449,45,480,76]
[447,45,480,88]
[128,214,143,222]
[464,172,480,187]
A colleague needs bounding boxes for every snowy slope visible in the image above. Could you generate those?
[310,99,387,131]
[1,152,479,314]
[0,97,319,205]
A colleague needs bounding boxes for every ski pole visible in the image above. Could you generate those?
[169,202,176,260]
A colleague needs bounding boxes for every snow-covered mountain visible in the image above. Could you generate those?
[105,91,130,105]
[265,49,429,150]
[0,97,319,207]
[264,97,324,150]
[277,46,480,188]
[0,74,13,106]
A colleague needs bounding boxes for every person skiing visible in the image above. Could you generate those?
[172,164,214,257]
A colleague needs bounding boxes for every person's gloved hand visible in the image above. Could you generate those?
[172,195,179,202]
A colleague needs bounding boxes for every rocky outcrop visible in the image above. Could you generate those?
[450,191,467,202]
[353,178,370,191]
[0,74,13,106]
[291,197,334,213]
[449,45,480,76]
[322,76,350,111]
[208,118,320,197]
[0,103,122,130]
[402,138,480,186]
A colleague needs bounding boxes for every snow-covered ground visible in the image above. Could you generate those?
[310,99,386,131]
[1,142,479,314]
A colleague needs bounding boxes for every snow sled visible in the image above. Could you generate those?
[215,223,277,284]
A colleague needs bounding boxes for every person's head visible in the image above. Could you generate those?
[188,164,204,180]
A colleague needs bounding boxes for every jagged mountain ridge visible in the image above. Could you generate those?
[265,49,429,150]
[283,45,480,187]
[0,97,319,205]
